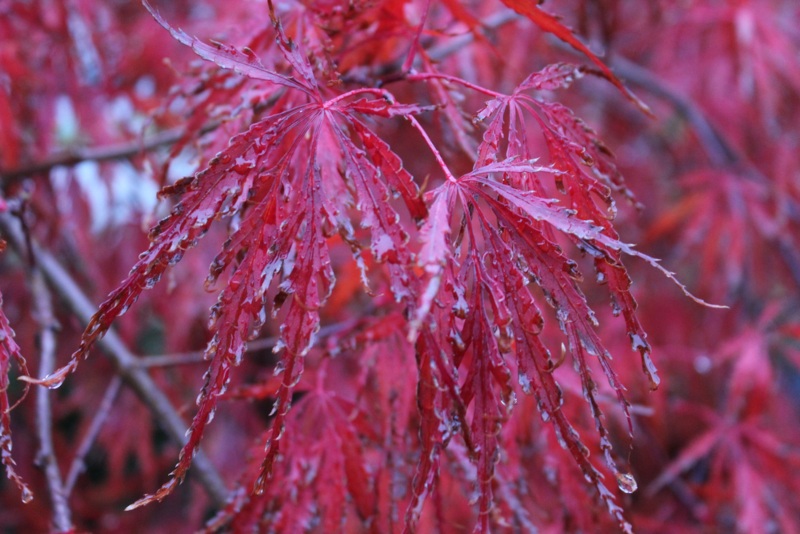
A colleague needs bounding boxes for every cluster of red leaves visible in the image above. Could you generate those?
[1,0,799,532]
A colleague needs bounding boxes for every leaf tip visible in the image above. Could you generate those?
[15,375,38,385]
[124,495,155,511]
[18,365,71,389]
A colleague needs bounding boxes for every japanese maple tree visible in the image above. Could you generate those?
[1,0,798,532]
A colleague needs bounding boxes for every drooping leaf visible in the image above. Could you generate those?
[498,0,652,115]
[0,284,32,504]
[144,1,314,95]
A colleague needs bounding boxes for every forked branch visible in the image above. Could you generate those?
[0,213,229,508]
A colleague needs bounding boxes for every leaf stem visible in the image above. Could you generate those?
[324,87,388,108]
[407,72,503,98]
[405,115,457,182]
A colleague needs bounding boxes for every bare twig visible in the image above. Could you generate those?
[425,11,518,64]
[0,213,229,507]
[608,54,740,168]
[535,31,745,171]
[137,352,211,368]
[366,10,517,86]
[777,236,800,290]
[138,320,359,368]
[29,267,73,531]
[0,127,188,184]
[63,376,122,495]
[138,336,279,368]
[606,55,800,290]
[0,89,285,185]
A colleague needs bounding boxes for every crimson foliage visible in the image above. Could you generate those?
[1,0,799,532]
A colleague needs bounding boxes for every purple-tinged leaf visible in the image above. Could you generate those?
[474,97,508,167]
[465,175,724,309]
[517,63,587,92]
[351,119,427,222]
[144,1,314,95]
[265,0,319,91]
[410,184,454,341]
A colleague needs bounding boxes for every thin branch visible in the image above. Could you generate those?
[138,320,359,368]
[777,236,800,290]
[137,352,210,368]
[539,32,747,171]
[425,11,519,64]
[0,127,189,184]
[0,89,285,185]
[370,10,518,85]
[63,376,122,495]
[0,213,229,508]
[608,54,740,168]
[139,335,281,368]
[29,267,73,532]
[605,55,800,289]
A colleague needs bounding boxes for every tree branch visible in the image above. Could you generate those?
[608,54,740,168]
[63,376,122,495]
[0,127,188,184]
[30,268,73,532]
[0,214,229,508]
[0,90,285,185]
